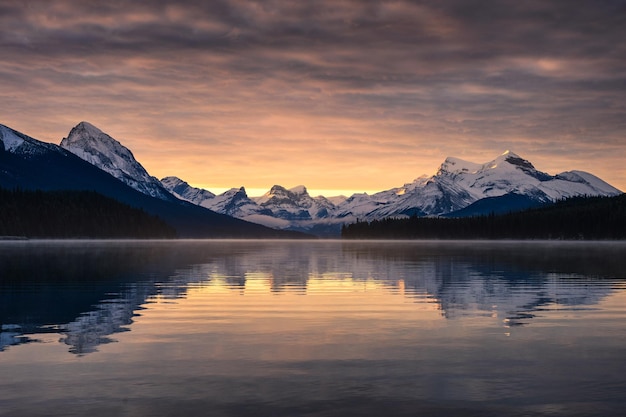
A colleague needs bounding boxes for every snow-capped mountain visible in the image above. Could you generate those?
[0,122,303,238]
[1,123,62,157]
[57,121,615,236]
[162,150,621,235]
[9,118,620,237]
[60,122,173,200]
[254,185,336,220]
[204,187,261,217]
[160,176,215,205]
[159,181,339,231]
[338,151,621,220]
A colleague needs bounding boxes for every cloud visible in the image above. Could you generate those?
[1,0,624,193]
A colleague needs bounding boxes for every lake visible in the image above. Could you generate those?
[1,239,626,417]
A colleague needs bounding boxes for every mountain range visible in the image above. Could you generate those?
[1,121,622,237]
[0,122,303,238]
[160,151,621,235]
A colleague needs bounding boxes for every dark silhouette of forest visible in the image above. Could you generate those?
[342,194,626,240]
[0,188,176,238]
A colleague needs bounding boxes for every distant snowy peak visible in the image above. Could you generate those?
[437,156,482,176]
[256,185,310,205]
[137,147,624,235]
[0,124,60,156]
[289,185,308,195]
[61,122,131,164]
[254,184,337,220]
[61,122,173,200]
[547,170,622,198]
[438,151,536,177]
[0,124,25,151]
[461,150,620,198]
[336,150,622,220]
[495,150,535,169]
[203,187,261,217]
[160,176,215,205]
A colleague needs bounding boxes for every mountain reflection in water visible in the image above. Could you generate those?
[2,240,626,417]
[1,240,624,355]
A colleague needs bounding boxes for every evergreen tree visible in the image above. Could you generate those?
[0,188,177,238]
[341,194,626,240]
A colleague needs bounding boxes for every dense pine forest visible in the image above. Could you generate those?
[342,194,626,240]
[0,188,176,238]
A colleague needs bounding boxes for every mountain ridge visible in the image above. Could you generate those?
[0,122,305,238]
[162,150,621,235]
[60,122,173,201]
[3,121,621,237]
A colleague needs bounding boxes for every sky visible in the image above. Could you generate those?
[1,0,625,197]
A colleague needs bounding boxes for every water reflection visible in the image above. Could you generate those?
[1,240,625,355]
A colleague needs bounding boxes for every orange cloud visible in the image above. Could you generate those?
[0,0,624,194]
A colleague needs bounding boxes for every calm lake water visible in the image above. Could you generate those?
[1,239,626,417]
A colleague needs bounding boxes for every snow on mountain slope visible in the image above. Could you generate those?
[326,195,348,205]
[1,124,62,157]
[161,176,215,205]
[202,187,262,217]
[0,125,25,152]
[1,122,307,238]
[60,122,173,200]
[551,170,623,197]
[438,156,483,177]
[332,191,396,220]
[339,151,622,220]
[254,185,335,220]
[157,180,345,233]
[159,150,621,235]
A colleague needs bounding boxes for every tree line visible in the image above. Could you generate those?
[0,188,176,238]
[341,194,626,240]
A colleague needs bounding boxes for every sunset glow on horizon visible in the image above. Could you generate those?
[1,0,624,196]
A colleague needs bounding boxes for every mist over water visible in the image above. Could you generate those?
[1,240,626,417]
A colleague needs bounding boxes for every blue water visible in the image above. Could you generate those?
[1,240,625,416]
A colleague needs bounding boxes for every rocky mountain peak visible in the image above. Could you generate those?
[60,122,173,201]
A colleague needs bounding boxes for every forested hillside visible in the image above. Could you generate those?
[342,194,626,240]
[0,188,176,238]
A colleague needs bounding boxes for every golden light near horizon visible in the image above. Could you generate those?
[205,187,386,198]
[0,1,624,194]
